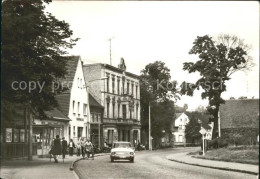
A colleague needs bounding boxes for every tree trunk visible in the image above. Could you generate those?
[26,107,33,161]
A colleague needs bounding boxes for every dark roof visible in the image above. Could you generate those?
[89,93,103,108]
[63,56,80,83]
[44,108,70,121]
[220,99,259,129]
[175,113,182,119]
[54,56,80,116]
[55,93,71,116]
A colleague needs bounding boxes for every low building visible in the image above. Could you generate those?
[219,99,259,145]
[172,113,189,146]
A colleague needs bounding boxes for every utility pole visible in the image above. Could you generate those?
[108,37,114,65]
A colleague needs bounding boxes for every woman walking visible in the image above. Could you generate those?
[68,139,75,156]
[76,141,81,157]
[85,139,94,160]
[52,135,62,163]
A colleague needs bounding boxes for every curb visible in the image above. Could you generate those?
[70,153,109,171]
[167,157,258,175]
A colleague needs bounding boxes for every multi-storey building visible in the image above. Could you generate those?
[83,58,141,146]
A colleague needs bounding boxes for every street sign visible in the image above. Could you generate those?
[205,122,214,140]
[199,128,206,135]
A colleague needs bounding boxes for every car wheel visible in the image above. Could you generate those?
[111,158,114,162]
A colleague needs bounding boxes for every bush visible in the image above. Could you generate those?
[218,138,228,148]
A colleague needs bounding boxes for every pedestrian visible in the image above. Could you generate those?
[61,137,68,160]
[68,139,75,156]
[85,139,94,160]
[80,138,86,159]
[76,141,81,157]
[52,135,62,163]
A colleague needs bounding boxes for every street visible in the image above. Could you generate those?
[74,148,255,179]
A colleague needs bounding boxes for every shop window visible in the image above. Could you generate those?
[5,128,12,143]
[13,129,19,142]
[20,129,25,142]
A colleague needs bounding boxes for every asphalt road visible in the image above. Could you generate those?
[74,148,256,179]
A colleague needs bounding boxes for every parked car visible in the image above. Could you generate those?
[110,141,135,163]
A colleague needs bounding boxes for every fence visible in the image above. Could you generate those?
[1,142,37,159]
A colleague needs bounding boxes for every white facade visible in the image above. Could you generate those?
[173,113,189,143]
[67,58,91,141]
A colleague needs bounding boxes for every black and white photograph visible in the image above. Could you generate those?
[1,1,259,179]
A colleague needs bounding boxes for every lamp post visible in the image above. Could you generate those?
[198,119,205,156]
[148,86,153,151]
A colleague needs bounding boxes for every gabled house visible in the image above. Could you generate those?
[173,113,189,145]
[64,56,91,141]
[219,99,259,145]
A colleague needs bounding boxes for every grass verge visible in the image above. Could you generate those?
[190,145,259,165]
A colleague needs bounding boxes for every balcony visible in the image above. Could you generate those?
[103,118,141,126]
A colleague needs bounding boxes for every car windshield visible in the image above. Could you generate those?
[113,143,131,148]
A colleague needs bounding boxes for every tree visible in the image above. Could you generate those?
[185,111,211,144]
[182,34,254,138]
[2,0,78,159]
[140,61,179,147]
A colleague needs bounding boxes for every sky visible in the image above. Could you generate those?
[45,1,259,110]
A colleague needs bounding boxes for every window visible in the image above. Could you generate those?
[179,135,183,142]
[117,79,120,94]
[98,113,101,123]
[83,103,87,115]
[73,126,75,137]
[112,103,115,119]
[77,102,80,116]
[136,85,138,98]
[72,100,75,113]
[118,104,120,118]
[131,84,134,96]
[80,79,82,88]
[130,105,132,119]
[122,105,127,119]
[78,127,83,138]
[91,113,94,122]
[107,103,110,118]
[106,74,110,93]
[127,82,129,94]
[136,105,139,120]
[95,113,98,122]
[122,80,125,94]
[112,77,115,94]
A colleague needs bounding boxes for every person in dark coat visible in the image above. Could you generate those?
[68,139,75,156]
[52,135,62,163]
[61,137,68,159]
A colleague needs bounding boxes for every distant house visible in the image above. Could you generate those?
[173,113,189,145]
[219,99,259,145]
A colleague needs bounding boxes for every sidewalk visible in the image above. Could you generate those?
[0,153,108,179]
[166,152,258,175]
